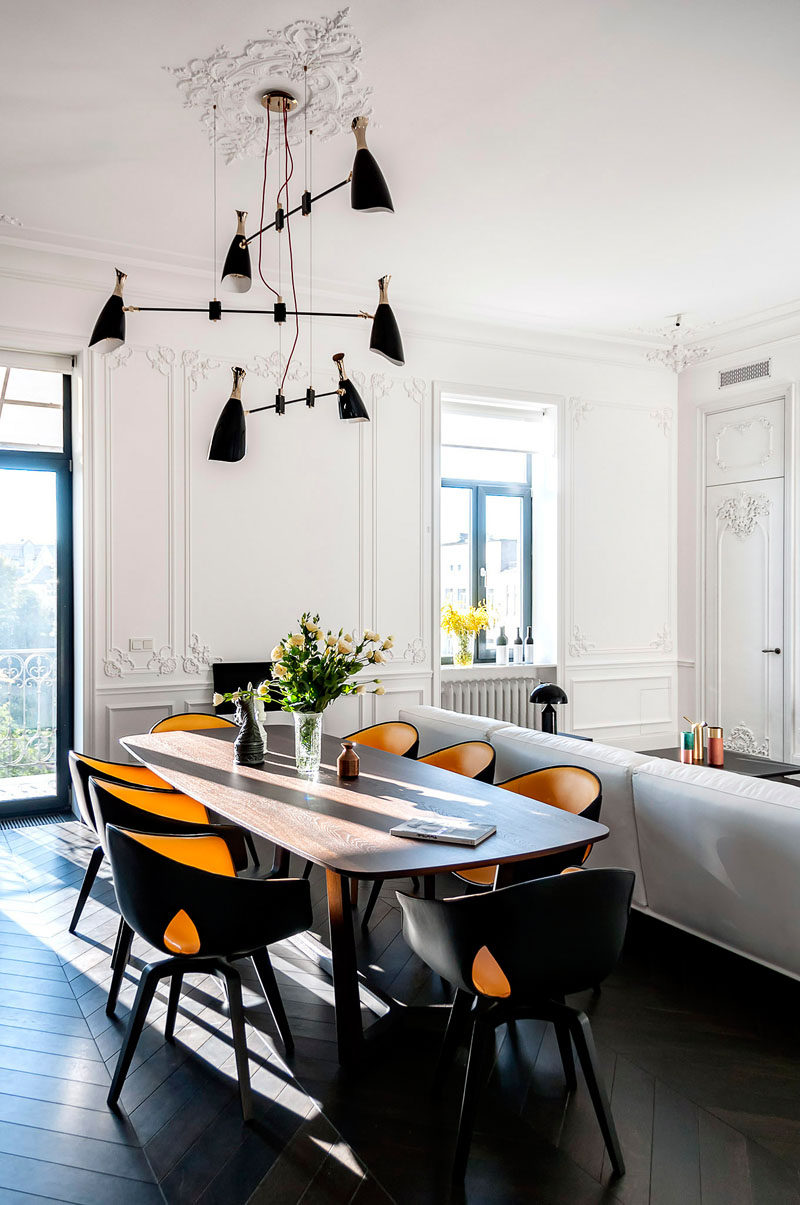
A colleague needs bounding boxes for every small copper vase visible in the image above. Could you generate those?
[337,740,360,779]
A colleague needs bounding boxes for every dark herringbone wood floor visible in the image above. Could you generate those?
[1,816,800,1203]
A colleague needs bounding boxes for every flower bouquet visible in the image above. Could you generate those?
[441,601,491,667]
[264,613,393,775]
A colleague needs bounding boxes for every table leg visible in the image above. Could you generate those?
[326,869,364,1063]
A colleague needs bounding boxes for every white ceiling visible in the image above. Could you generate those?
[2,0,800,339]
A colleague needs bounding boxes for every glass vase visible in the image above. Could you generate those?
[233,696,265,766]
[454,632,474,667]
[294,711,323,777]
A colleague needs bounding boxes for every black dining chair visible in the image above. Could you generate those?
[397,866,635,1180]
[104,823,313,1120]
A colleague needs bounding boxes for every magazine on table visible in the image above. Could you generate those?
[390,817,496,847]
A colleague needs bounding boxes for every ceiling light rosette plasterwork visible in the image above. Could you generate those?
[165,8,372,164]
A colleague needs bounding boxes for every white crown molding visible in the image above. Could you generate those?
[165,9,372,164]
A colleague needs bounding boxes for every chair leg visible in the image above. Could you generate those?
[110,915,126,970]
[243,831,260,869]
[251,947,294,1055]
[554,1020,577,1092]
[164,972,184,1043]
[106,922,134,1017]
[452,1007,493,1181]
[435,988,474,1087]
[68,844,104,934]
[569,1009,625,1177]
[361,880,383,930]
[107,964,163,1108]
[302,860,314,879]
[270,845,291,877]
[350,877,359,907]
[222,966,253,1122]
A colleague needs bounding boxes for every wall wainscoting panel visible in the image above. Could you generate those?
[565,398,676,664]
[564,662,678,750]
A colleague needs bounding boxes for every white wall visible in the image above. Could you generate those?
[0,244,678,756]
[679,322,800,757]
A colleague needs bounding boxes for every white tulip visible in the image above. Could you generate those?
[326,635,338,647]
[273,663,288,679]
[373,650,385,664]
[288,633,305,648]
[375,685,386,695]
[382,638,393,650]
[212,692,224,706]
[343,632,353,644]
[271,645,284,660]
[338,639,353,654]
[355,684,365,695]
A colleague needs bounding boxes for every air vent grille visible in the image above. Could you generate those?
[0,810,69,831]
[719,360,771,388]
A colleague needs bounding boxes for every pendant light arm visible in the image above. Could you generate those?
[123,305,372,318]
[242,175,352,245]
[247,388,340,416]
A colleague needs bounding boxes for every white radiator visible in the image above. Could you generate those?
[440,672,539,728]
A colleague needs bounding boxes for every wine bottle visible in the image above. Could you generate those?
[512,628,523,664]
[496,626,508,666]
[524,626,535,664]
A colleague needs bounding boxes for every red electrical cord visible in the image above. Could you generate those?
[280,105,301,393]
[257,109,280,300]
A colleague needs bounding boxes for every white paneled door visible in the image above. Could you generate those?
[705,476,784,757]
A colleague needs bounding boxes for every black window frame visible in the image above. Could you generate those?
[441,450,533,664]
[0,372,74,816]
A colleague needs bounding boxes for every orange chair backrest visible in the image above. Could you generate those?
[420,741,494,780]
[150,712,237,734]
[347,721,418,756]
[92,779,209,825]
[499,765,600,815]
[127,832,235,878]
[72,752,167,790]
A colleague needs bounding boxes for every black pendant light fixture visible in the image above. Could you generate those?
[208,367,247,462]
[89,67,403,463]
[89,268,127,353]
[350,116,394,213]
[221,211,252,293]
[333,353,370,422]
[369,275,404,366]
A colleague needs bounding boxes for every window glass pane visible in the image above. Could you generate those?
[0,402,63,451]
[5,369,62,406]
[441,486,472,658]
[484,494,524,652]
[441,445,528,483]
[0,469,58,802]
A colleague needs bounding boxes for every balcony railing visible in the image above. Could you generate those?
[0,648,56,778]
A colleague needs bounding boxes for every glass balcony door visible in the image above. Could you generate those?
[0,366,72,815]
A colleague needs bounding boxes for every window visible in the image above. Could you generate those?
[441,406,538,663]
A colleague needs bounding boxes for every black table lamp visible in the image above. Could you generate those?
[530,684,568,735]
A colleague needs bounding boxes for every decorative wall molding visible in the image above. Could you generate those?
[0,215,22,227]
[103,647,136,678]
[646,342,711,374]
[726,723,769,756]
[649,623,673,653]
[568,625,596,658]
[182,350,220,391]
[107,344,132,372]
[182,633,218,675]
[147,645,178,675]
[570,397,593,428]
[716,490,771,540]
[165,9,373,164]
[247,351,306,383]
[714,416,773,473]
[650,407,673,436]
[403,377,426,405]
[403,637,426,664]
[370,372,393,401]
[147,346,176,375]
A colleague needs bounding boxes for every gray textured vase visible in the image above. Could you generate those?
[234,696,265,766]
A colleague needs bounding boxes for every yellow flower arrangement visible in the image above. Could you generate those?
[441,601,491,666]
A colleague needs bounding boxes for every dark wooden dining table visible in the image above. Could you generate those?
[122,724,608,1063]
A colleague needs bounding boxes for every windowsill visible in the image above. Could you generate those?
[440,662,555,676]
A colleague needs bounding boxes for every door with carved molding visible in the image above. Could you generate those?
[704,476,784,757]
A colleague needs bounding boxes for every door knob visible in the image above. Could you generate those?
[761,647,781,654]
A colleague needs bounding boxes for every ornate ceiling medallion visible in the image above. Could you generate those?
[165,8,373,164]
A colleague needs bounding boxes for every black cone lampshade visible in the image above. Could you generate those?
[333,353,370,422]
[369,275,404,365]
[221,211,252,293]
[350,117,394,213]
[89,268,127,353]
[208,367,247,462]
